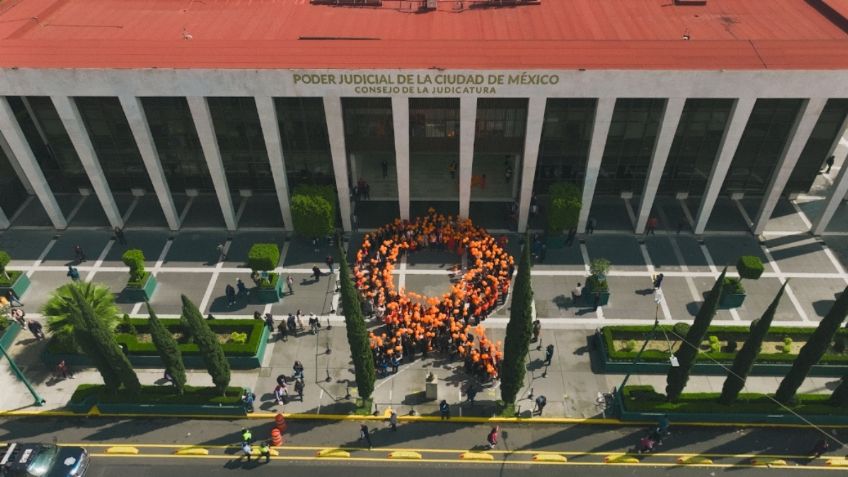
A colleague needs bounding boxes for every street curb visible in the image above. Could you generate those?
[4,409,848,429]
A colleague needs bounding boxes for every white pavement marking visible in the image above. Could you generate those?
[761,244,810,322]
[121,196,140,224]
[624,198,636,228]
[732,198,753,229]
[199,239,231,313]
[235,196,249,227]
[64,194,88,224]
[579,242,591,274]
[84,238,115,282]
[131,238,173,315]
[678,199,695,228]
[178,196,195,224]
[789,199,813,230]
[699,240,741,320]
[639,243,671,321]
[27,238,56,278]
[819,240,848,285]
[8,195,33,224]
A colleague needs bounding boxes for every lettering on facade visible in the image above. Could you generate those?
[292,72,560,95]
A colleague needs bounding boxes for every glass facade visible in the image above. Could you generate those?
[142,97,213,192]
[471,98,527,201]
[0,143,27,215]
[342,98,397,199]
[7,96,90,192]
[785,99,848,194]
[533,98,596,195]
[75,97,152,192]
[595,99,665,195]
[410,98,460,202]
[207,97,274,192]
[659,99,734,197]
[722,99,803,195]
[275,97,335,191]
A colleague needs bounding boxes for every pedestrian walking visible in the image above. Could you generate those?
[822,155,835,174]
[532,319,541,342]
[241,442,253,461]
[66,265,80,282]
[389,410,398,431]
[294,378,304,401]
[646,217,658,235]
[465,385,478,406]
[7,289,23,307]
[292,360,305,380]
[534,395,547,416]
[56,359,73,380]
[381,160,389,179]
[276,320,288,342]
[236,278,248,297]
[241,427,253,445]
[364,182,371,200]
[216,242,226,261]
[286,275,294,295]
[27,319,44,341]
[73,244,86,263]
[486,426,499,449]
[225,284,236,306]
[586,217,596,234]
[571,282,582,306]
[653,273,664,290]
[360,424,373,449]
[810,438,830,458]
[312,265,322,281]
[11,308,25,326]
[326,255,335,273]
[114,226,126,245]
[264,313,274,333]
[544,344,554,366]
[259,441,271,463]
[439,400,450,420]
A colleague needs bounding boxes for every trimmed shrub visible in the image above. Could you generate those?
[122,249,146,283]
[291,194,334,239]
[722,277,745,295]
[228,331,247,344]
[546,182,582,234]
[119,314,137,335]
[589,258,611,279]
[736,256,764,280]
[586,275,609,292]
[247,244,280,272]
[69,384,241,406]
[782,337,793,354]
[338,241,375,400]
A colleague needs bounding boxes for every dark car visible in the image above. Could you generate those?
[1,443,88,477]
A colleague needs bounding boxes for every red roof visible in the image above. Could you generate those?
[0,0,847,70]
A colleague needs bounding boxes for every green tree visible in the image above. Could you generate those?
[43,282,120,351]
[67,285,140,394]
[546,182,581,234]
[147,303,186,395]
[180,294,230,395]
[832,377,848,407]
[776,286,848,404]
[500,237,534,405]
[666,268,726,402]
[338,242,375,400]
[719,282,787,404]
[291,194,334,239]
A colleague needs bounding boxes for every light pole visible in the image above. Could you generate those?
[0,324,45,406]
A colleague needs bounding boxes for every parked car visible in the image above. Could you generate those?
[1,443,88,477]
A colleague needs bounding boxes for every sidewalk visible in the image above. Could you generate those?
[1,321,841,419]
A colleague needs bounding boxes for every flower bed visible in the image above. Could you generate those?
[45,319,268,369]
[594,325,848,376]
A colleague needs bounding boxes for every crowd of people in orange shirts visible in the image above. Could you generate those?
[354,210,514,381]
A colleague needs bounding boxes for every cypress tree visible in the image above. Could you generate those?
[719,282,787,404]
[832,377,848,407]
[180,294,230,395]
[776,286,848,404]
[666,268,726,402]
[68,306,122,393]
[500,236,534,405]
[338,242,375,400]
[68,285,140,394]
[147,303,187,395]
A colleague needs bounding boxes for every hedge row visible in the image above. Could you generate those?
[49,319,265,357]
[602,325,848,364]
[622,385,844,415]
[69,384,242,405]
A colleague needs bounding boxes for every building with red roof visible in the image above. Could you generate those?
[0,0,845,234]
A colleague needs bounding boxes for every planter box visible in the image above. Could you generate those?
[67,398,244,416]
[616,399,848,426]
[0,273,30,299]
[592,332,848,377]
[719,292,746,309]
[582,281,610,307]
[254,277,284,304]
[123,274,157,302]
[0,322,22,349]
[44,326,270,370]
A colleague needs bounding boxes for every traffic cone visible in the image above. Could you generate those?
[270,428,283,446]
[275,413,287,433]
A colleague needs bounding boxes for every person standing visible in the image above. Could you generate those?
[534,395,547,416]
[7,289,23,307]
[294,378,305,401]
[216,242,226,262]
[56,359,72,380]
[114,227,126,245]
[286,275,294,295]
[264,313,274,333]
[73,245,86,263]
[240,442,253,462]
[27,319,45,341]
[465,385,478,406]
[646,217,658,235]
[544,344,554,366]
[653,273,664,290]
[822,155,835,174]
[241,427,253,445]
[225,284,236,307]
[236,278,248,298]
[326,255,335,273]
[67,265,80,282]
[259,441,271,463]
[571,282,582,306]
[587,217,597,234]
[312,265,322,281]
[389,410,398,432]
[439,400,450,420]
[360,424,373,449]
[381,160,389,179]
[486,426,499,449]
[532,320,541,343]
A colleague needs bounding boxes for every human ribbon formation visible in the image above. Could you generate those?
[355,211,515,380]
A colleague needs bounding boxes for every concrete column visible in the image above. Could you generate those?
[517,97,546,232]
[0,98,66,229]
[577,97,616,233]
[186,96,237,231]
[0,132,33,194]
[459,96,476,219]
[635,97,686,234]
[0,203,8,229]
[693,97,757,234]
[119,96,181,231]
[753,98,828,235]
[323,96,352,231]
[51,96,124,228]
[813,149,848,235]
[255,96,294,231]
[391,97,410,220]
